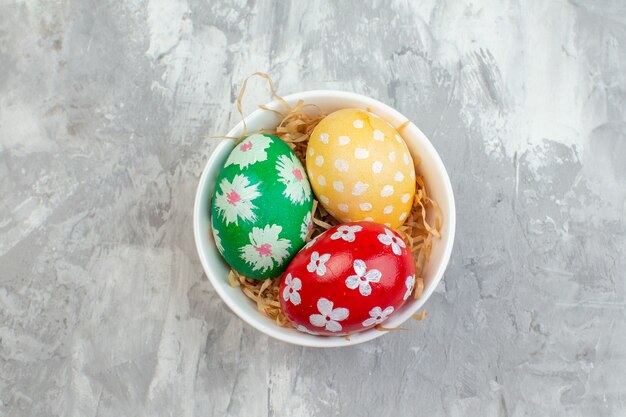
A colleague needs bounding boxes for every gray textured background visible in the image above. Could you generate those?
[1,1,625,416]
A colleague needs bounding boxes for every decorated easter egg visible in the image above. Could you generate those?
[280,221,416,335]
[211,134,314,279]
[306,109,416,229]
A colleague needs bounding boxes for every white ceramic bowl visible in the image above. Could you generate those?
[194,90,456,347]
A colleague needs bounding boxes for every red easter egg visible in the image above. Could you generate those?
[280,221,416,336]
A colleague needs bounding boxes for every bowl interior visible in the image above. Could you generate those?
[194,90,456,347]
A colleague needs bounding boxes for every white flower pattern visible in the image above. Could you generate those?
[362,306,395,327]
[303,233,322,250]
[212,227,224,254]
[225,134,273,169]
[377,228,406,255]
[296,324,319,335]
[214,174,261,226]
[282,273,302,305]
[300,212,312,241]
[330,225,363,243]
[307,251,331,276]
[309,298,349,332]
[276,154,312,205]
[345,259,382,296]
[404,275,415,300]
[240,224,291,272]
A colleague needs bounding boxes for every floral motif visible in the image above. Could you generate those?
[362,306,394,327]
[303,232,324,250]
[307,251,331,276]
[345,259,382,296]
[309,298,349,332]
[276,154,312,205]
[330,225,362,243]
[282,273,302,305]
[214,174,261,226]
[377,228,406,255]
[300,212,312,241]
[404,274,415,301]
[296,324,319,335]
[212,227,224,254]
[240,224,291,272]
[225,134,273,169]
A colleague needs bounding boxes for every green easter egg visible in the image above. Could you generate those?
[210,134,314,280]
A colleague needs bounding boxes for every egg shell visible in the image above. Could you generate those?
[280,221,416,336]
[211,134,314,279]
[306,108,416,229]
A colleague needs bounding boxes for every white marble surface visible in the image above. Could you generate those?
[1,1,625,416]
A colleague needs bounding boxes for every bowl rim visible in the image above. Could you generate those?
[193,89,456,347]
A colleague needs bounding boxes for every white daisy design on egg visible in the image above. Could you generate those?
[214,174,261,226]
[225,134,273,169]
[276,153,312,205]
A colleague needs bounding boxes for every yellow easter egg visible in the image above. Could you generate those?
[306,108,416,229]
